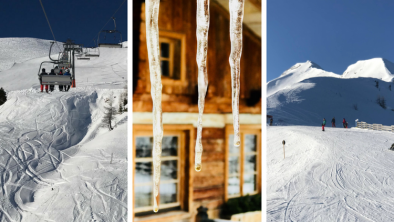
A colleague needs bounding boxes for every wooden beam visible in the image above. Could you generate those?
[248,0,261,11]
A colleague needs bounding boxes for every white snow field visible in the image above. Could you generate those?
[0,38,127,221]
[267,59,394,221]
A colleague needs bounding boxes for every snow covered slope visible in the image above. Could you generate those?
[0,38,62,72]
[0,38,127,221]
[267,61,340,97]
[267,59,394,126]
[343,58,394,82]
[267,126,394,221]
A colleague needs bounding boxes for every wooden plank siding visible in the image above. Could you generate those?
[134,0,261,114]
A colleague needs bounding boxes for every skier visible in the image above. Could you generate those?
[322,118,326,131]
[39,68,49,93]
[58,69,64,92]
[49,69,56,92]
[343,118,347,128]
[270,118,273,126]
[331,117,336,127]
[63,69,71,92]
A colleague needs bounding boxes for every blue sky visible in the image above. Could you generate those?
[0,0,127,47]
[268,0,394,82]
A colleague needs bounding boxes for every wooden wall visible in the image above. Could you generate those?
[134,0,261,114]
[192,128,226,219]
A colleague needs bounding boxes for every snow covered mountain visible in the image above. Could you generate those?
[0,38,127,221]
[267,60,340,97]
[267,58,394,126]
[342,58,394,82]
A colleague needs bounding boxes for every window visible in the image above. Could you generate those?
[133,124,194,220]
[153,31,186,85]
[134,132,182,213]
[225,125,261,200]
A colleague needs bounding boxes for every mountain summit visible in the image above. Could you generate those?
[343,58,394,82]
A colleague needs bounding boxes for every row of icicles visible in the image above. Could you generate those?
[145,0,245,212]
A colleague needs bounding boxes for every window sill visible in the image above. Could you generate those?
[134,211,191,222]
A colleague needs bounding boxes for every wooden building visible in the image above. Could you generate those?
[132,0,261,221]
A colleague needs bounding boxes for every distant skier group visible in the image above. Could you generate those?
[322,117,348,131]
[39,67,71,93]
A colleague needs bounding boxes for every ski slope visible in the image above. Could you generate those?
[267,58,394,222]
[267,126,394,222]
[0,38,127,221]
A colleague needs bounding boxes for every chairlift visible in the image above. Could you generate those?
[37,39,82,88]
[97,17,123,48]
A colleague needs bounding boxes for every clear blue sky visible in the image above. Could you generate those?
[0,0,127,48]
[268,0,394,82]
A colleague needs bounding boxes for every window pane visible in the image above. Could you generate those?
[229,135,239,154]
[229,156,239,174]
[135,185,152,208]
[135,162,152,184]
[244,155,256,173]
[161,160,177,180]
[160,183,177,204]
[243,174,257,194]
[161,61,170,77]
[228,176,240,196]
[136,137,152,158]
[162,136,178,157]
[161,43,170,58]
[245,134,257,153]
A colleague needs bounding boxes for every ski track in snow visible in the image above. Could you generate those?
[267,126,394,222]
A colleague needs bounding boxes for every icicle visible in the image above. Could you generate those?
[229,0,245,147]
[195,0,210,172]
[145,0,163,213]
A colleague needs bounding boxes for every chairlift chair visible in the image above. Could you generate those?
[37,39,82,87]
[97,17,123,48]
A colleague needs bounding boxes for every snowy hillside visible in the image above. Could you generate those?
[267,58,394,127]
[267,60,340,97]
[267,126,394,221]
[0,38,127,221]
[343,58,394,82]
[0,38,62,72]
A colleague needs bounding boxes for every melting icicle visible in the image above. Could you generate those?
[195,0,210,172]
[145,0,163,213]
[229,0,245,147]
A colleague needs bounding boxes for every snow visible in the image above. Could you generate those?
[0,38,62,72]
[267,126,394,221]
[268,59,394,126]
[343,58,394,82]
[0,38,127,221]
[267,58,394,221]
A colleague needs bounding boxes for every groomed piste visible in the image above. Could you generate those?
[0,38,127,222]
[267,59,394,221]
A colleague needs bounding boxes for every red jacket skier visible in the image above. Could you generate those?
[322,118,326,131]
[343,118,347,128]
[39,68,49,93]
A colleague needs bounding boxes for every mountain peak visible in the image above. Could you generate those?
[342,58,394,81]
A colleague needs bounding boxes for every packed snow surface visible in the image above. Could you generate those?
[267,126,394,221]
[0,38,127,221]
[0,38,62,72]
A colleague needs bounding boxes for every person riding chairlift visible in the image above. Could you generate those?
[58,69,64,91]
[63,69,71,92]
[49,69,56,92]
[39,68,49,93]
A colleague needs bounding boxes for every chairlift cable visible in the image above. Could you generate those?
[39,0,61,51]
[92,0,126,46]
